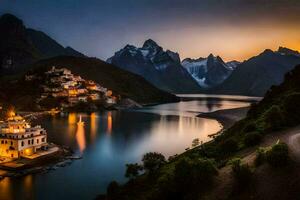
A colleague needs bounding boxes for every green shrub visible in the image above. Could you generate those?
[125,163,143,179]
[266,142,289,167]
[244,131,262,147]
[229,158,252,184]
[142,152,166,173]
[171,157,217,199]
[254,147,269,166]
[220,138,238,154]
[259,105,284,131]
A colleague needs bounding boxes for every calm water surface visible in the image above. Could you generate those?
[0,96,253,200]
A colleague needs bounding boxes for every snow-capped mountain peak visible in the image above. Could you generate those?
[142,39,159,49]
[182,54,237,88]
[106,39,201,93]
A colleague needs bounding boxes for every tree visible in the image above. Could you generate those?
[171,158,218,199]
[125,163,143,179]
[142,152,166,173]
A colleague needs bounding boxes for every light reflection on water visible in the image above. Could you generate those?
[76,122,86,154]
[0,97,254,200]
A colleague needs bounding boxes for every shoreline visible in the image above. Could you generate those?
[198,106,250,130]
[0,145,79,179]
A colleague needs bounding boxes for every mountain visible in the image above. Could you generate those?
[107,39,201,93]
[181,54,238,88]
[12,56,177,106]
[0,13,84,75]
[212,48,300,96]
[26,28,84,58]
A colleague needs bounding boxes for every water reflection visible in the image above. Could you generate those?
[24,175,33,199]
[68,113,77,138]
[5,97,254,200]
[90,113,97,143]
[204,99,223,111]
[76,119,86,153]
[134,115,220,157]
[0,178,12,200]
[137,99,250,117]
[68,113,76,125]
[107,112,112,135]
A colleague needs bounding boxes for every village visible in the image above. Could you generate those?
[0,108,79,179]
[0,66,126,172]
[26,66,118,110]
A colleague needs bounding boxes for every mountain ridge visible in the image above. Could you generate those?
[211,47,300,96]
[0,13,84,75]
[107,39,202,93]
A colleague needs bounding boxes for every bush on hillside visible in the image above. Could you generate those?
[266,142,289,167]
[244,131,262,147]
[254,147,269,166]
[142,152,166,173]
[125,163,143,179]
[229,158,252,184]
[220,138,238,154]
[259,105,284,132]
[158,157,217,200]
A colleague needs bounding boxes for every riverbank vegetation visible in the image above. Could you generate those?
[97,65,300,200]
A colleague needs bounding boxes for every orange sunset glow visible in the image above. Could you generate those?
[152,23,300,62]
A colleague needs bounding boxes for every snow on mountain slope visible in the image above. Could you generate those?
[182,54,236,88]
[107,39,201,93]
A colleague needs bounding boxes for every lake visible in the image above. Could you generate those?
[0,95,257,200]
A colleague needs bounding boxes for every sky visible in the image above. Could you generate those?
[1,0,300,61]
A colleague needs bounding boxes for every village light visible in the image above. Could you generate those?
[8,110,15,118]
[25,148,31,155]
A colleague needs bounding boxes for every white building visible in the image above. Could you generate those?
[0,116,48,159]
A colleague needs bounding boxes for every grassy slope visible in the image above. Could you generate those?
[101,64,300,200]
